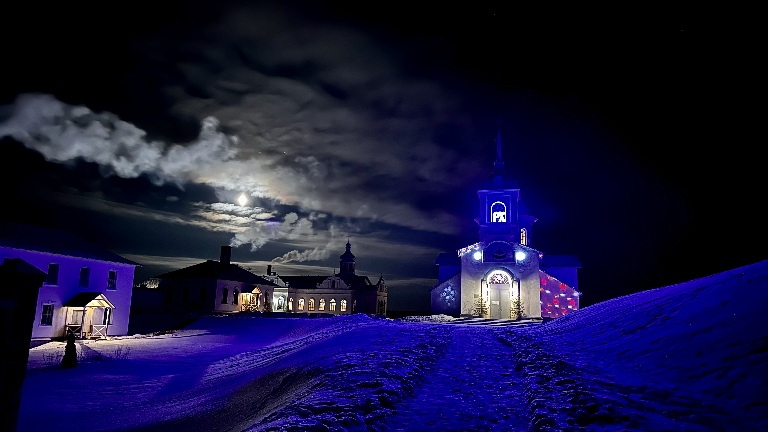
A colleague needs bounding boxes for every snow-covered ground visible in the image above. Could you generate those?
[19,260,768,431]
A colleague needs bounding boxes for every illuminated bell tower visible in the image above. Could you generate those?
[477,129,522,244]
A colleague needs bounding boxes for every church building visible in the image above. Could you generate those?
[431,130,581,320]
[263,240,388,316]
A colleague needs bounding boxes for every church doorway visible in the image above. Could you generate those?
[487,270,513,319]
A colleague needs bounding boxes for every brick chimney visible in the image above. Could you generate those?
[220,246,231,265]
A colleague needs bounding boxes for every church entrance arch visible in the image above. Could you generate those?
[486,269,513,319]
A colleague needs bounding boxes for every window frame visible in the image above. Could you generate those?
[79,267,90,288]
[40,303,54,326]
[107,270,118,290]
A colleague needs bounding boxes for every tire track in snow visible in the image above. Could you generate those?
[384,324,528,431]
[248,321,453,431]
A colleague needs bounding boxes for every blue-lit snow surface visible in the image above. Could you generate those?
[20,260,768,431]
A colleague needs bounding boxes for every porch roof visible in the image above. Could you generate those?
[63,292,115,309]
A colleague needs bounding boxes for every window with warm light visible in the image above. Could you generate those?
[308,298,315,311]
[298,298,305,311]
[330,299,337,311]
[340,299,347,311]
[520,228,527,245]
[319,298,325,311]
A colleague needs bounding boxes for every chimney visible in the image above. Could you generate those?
[220,246,231,265]
[267,264,272,276]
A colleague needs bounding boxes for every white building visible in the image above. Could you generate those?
[431,130,581,320]
[0,221,140,340]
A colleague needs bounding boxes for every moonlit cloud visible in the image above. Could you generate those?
[0,94,239,188]
[231,212,317,249]
[0,92,471,237]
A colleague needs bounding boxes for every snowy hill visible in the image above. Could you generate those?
[20,260,768,431]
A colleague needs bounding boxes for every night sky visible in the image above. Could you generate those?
[1,1,763,311]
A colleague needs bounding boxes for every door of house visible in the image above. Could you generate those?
[489,284,510,319]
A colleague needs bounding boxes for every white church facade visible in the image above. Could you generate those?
[431,131,581,320]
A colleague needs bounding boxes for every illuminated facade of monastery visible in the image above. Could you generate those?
[430,131,581,320]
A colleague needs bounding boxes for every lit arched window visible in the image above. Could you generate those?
[340,299,347,312]
[288,297,294,311]
[319,298,326,311]
[329,299,337,311]
[298,298,305,311]
[520,228,528,245]
[308,298,315,311]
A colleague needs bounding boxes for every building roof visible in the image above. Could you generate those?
[63,292,116,308]
[154,260,278,286]
[0,221,140,266]
[339,240,355,262]
[279,275,329,288]
[279,274,376,290]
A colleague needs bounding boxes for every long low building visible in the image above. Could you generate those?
[147,241,387,316]
[265,240,387,316]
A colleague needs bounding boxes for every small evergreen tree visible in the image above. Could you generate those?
[511,296,525,320]
[474,296,489,317]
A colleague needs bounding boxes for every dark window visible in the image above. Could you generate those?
[221,287,228,304]
[46,264,59,285]
[79,267,90,288]
[102,307,112,325]
[41,304,54,326]
[233,289,239,305]
[107,270,117,290]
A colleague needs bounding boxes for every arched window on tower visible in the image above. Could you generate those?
[520,228,528,246]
